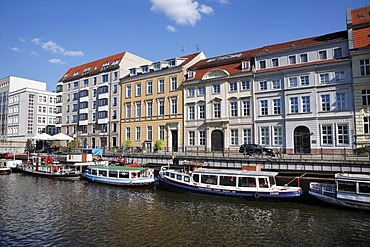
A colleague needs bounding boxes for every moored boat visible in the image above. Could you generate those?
[0,159,23,174]
[83,165,157,186]
[158,166,302,200]
[309,173,370,211]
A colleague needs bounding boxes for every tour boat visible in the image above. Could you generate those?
[83,165,157,186]
[0,159,23,174]
[309,173,370,211]
[158,166,302,200]
[15,155,81,178]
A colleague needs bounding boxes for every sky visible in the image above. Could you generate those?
[0,0,368,91]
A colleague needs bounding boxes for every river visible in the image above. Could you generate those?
[0,173,369,246]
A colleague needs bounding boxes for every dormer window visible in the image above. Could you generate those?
[319,50,327,60]
[358,12,366,18]
[73,71,79,76]
[241,61,250,70]
[169,60,176,67]
[102,62,110,70]
[289,55,297,65]
[259,60,266,69]
[112,60,120,65]
[83,67,91,75]
[129,68,136,76]
[333,48,342,58]
[154,63,161,70]
[272,58,279,67]
[63,74,68,79]
[187,71,195,79]
[142,65,149,73]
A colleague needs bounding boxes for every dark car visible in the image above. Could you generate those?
[239,144,275,157]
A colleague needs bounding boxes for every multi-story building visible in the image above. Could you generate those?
[0,76,58,152]
[120,52,205,152]
[185,31,354,154]
[57,52,151,150]
[347,6,370,148]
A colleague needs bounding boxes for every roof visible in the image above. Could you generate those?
[187,31,348,81]
[88,166,149,171]
[350,6,370,49]
[59,52,126,82]
[193,168,278,177]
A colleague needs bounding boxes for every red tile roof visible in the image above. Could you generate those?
[351,6,370,25]
[350,6,370,49]
[59,52,126,82]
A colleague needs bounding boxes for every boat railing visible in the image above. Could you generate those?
[310,182,336,198]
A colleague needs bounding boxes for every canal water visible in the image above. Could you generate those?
[1,174,369,246]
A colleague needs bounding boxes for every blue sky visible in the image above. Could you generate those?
[0,0,368,91]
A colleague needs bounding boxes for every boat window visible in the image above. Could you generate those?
[91,169,97,176]
[258,178,269,188]
[176,174,182,180]
[269,176,276,186]
[86,168,91,174]
[170,173,175,178]
[219,176,236,187]
[238,177,256,187]
[119,171,129,178]
[193,174,199,182]
[109,170,118,178]
[184,176,190,182]
[99,170,107,177]
[359,183,370,194]
[201,174,218,185]
[337,181,356,193]
[165,172,169,176]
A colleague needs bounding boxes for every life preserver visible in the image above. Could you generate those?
[131,172,136,179]
[254,193,260,199]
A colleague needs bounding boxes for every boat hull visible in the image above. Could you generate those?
[309,191,370,211]
[14,167,81,178]
[0,167,11,175]
[83,173,157,186]
[158,176,301,200]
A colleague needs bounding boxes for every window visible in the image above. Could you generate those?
[335,71,345,82]
[170,77,177,91]
[98,111,107,119]
[188,105,195,120]
[230,129,238,145]
[242,100,250,116]
[362,90,370,105]
[320,73,330,84]
[259,81,267,91]
[260,127,269,145]
[259,60,266,69]
[229,82,237,91]
[333,48,342,58]
[364,117,370,134]
[83,79,89,87]
[260,100,268,115]
[242,61,249,70]
[159,125,165,140]
[199,131,206,145]
[199,104,205,119]
[147,81,153,95]
[102,74,109,82]
[300,75,309,85]
[188,88,195,97]
[98,98,107,106]
[243,129,252,144]
[336,93,346,110]
[214,103,221,118]
[289,55,296,64]
[360,59,370,76]
[300,53,308,63]
[290,97,298,113]
[159,100,165,116]
[273,99,281,115]
[136,83,141,96]
[147,126,152,140]
[74,81,79,88]
[114,71,118,80]
[322,125,333,145]
[273,126,282,145]
[112,110,117,119]
[158,79,165,93]
[113,84,118,94]
[321,95,330,111]
[229,101,238,117]
[136,127,141,141]
[169,60,176,67]
[272,58,279,67]
[171,98,177,115]
[241,81,250,90]
[98,86,108,94]
[289,77,298,87]
[272,80,281,89]
[198,87,205,95]
[213,84,220,93]
[147,101,153,117]
[302,96,311,113]
[136,103,141,118]
[319,50,327,60]
[189,131,195,145]
[113,97,117,107]
[337,124,349,145]
[126,104,131,118]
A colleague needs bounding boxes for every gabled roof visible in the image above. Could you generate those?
[187,31,348,81]
[59,52,126,82]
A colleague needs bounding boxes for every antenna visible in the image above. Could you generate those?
[196,44,200,52]
[181,46,186,54]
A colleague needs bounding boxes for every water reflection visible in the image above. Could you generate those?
[0,174,369,246]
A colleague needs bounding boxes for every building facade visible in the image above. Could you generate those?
[57,52,151,150]
[120,52,205,152]
[347,6,370,148]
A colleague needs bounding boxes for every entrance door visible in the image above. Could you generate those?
[171,130,178,152]
[211,130,224,151]
[294,126,311,154]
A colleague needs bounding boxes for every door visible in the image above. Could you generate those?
[211,130,224,151]
[294,126,311,154]
[171,130,178,152]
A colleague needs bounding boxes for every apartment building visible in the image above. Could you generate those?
[0,76,58,152]
[347,6,370,148]
[57,52,151,150]
[120,52,205,152]
[184,31,354,154]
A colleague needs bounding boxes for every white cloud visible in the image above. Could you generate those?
[48,58,65,64]
[19,37,26,43]
[29,51,39,56]
[218,0,230,4]
[11,47,20,52]
[31,38,84,56]
[166,25,177,32]
[150,0,214,26]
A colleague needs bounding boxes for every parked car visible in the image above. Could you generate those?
[239,144,275,157]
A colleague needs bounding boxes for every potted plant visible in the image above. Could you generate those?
[125,140,132,152]
[154,140,163,152]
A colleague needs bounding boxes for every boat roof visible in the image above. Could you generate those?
[336,173,370,181]
[88,165,149,171]
[193,168,278,177]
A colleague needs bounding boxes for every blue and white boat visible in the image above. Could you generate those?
[83,165,157,186]
[309,173,370,211]
[158,166,302,200]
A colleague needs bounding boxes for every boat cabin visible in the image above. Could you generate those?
[335,174,370,202]
[85,166,152,179]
